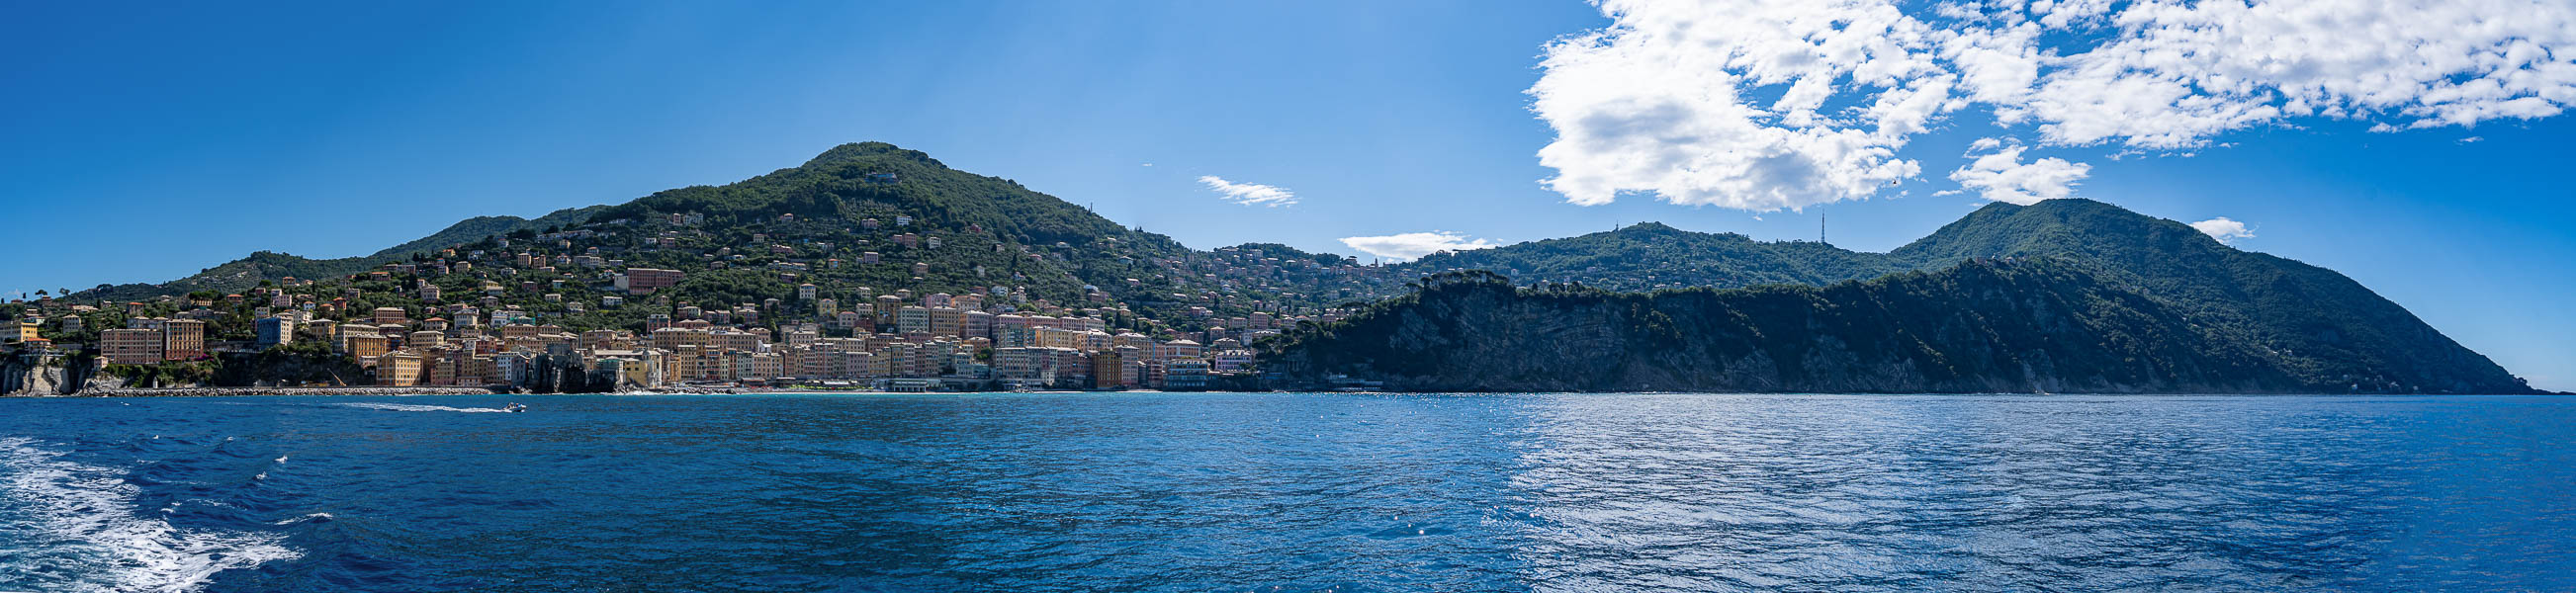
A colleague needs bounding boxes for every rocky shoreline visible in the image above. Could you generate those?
[28,386,510,398]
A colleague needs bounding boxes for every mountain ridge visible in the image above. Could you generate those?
[1263,260,2321,393]
[1280,199,2535,393]
[71,205,610,301]
[36,141,2537,393]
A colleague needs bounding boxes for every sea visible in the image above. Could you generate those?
[1,392,2570,592]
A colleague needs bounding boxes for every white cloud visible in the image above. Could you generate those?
[2189,217,2257,243]
[1530,0,2576,211]
[1949,146,2090,205]
[1198,176,1296,208]
[1528,0,1944,212]
[1337,231,1498,261]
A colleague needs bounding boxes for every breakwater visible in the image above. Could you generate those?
[36,386,508,398]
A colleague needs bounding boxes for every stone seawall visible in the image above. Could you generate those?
[36,386,510,398]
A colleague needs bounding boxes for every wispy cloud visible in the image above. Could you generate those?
[1338,231,1497,261]
[2189,217,2258,244]
[1198,175,1297,208]
[1528,0,2576,212]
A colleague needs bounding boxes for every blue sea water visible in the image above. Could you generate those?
[1,392,2571,592]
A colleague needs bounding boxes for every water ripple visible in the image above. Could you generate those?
[1,393,2571,591]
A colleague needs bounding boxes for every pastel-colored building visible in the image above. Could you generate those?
[101,328,164,365]
[161,318,206,361]
[615,268,685,295]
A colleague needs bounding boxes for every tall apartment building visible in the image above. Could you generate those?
[161,318,206,361]
[1092,349,1124,389]
[895,306,932,335]
[255,316,296,347]
[615,268,684,295]
[101,328,164,365]
[341,329,389,365]
[929,307,964,337]
[379,351,425,386]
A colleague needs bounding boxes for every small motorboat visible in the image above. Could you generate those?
[502,403,527,413]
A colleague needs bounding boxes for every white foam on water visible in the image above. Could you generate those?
[0,437,300,593]
[271,513,331,526]
[332,402,509,413]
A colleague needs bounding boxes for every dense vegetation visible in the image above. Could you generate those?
[1315,200,2532,393]
[28,140,2534,394]
[365,206,609,262]
[1884,200,2528,393]
[1399,222,1906,292]
[59,142,1313,331]
[1261,260,2527,393]
[72,206,608,302]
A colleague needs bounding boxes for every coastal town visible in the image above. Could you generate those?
[1,205,1408,395]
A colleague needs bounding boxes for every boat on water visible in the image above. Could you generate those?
[502,403,527,413]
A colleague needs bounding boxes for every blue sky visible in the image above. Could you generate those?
[2,1,2569,389]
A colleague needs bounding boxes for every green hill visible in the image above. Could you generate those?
[1261,260,2532,394]
[61,142,1331,331]
[1281,200,2536,393]
[71,206,609,302]
[575,141,1250,320]
[1891,200,2523,394]
[43,142,2533,393]
[1397,221,1906,292]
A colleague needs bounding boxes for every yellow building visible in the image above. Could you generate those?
[161,318,206,361]
[348,335,390,366]
[929,307,964,337]
[379,351,425,386]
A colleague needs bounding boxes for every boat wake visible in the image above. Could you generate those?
[0,437,299,593]
[333,402,511,413]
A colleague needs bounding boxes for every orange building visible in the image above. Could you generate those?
[161,319,206,361]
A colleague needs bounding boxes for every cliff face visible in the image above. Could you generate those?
[1261,260,2531,394]
[0,352,96,396]
[1348,200,2533,393]
[1891,200,2528,394]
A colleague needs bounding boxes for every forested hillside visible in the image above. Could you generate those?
[1261,261,2537,394]
[71,206,609,302]
[40,142,2532,393]
[1323,200,2531,393]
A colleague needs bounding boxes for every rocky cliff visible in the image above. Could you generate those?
[1260,260,2536,394]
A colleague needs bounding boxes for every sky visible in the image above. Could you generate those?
[2,1,2570,389]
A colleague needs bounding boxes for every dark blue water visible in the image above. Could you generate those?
[3,393,2572,592]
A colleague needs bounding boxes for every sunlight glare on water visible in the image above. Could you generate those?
[1,392,2570,592]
